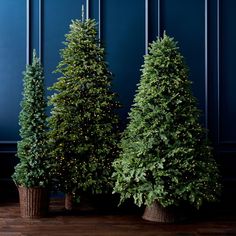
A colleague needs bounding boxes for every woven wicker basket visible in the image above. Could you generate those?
[142,201,176,223]
[18,186,49,219]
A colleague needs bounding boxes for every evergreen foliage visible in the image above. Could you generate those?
[48,19,120,195]
[12,50,50,187]
[112,34,221,209]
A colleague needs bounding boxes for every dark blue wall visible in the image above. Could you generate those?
[1,0,236,201]
[102,0,145,125]
[0,1,26,142]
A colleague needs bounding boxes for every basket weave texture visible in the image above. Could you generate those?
[142,200,176,223]
[18,186,49,219]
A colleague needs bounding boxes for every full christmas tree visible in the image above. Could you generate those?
[48,19,120,203]
[112,34,221,211]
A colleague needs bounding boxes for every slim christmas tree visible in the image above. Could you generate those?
[12,50,49,188]
[48,19,120,205]
[112,34,221,213]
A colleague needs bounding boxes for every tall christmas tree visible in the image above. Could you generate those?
[112,34,221,212]
[48,19,120,204]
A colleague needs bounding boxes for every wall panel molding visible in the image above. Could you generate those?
[26,0,43,63]
[145,0,149,54]
[26,0,30,64]
[157,0,161,37]
[86,0,90,19]
[217,0,221,144]
[145,0,161,53]
[39,0,43,60]
[98,0,101,39]
[205,0,209,131]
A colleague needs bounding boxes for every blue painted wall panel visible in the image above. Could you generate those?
[102,0,145,125]
[0,0,26,141]
[90,0,99,22]
[207,0,218,143]
[43,0,84,92]
[149,0,160,41]
[161,0,206,119]
[220,0,236,143]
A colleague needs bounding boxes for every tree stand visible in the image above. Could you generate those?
[18,186,49,219]
[142,201,175,223]
[65,192,73,211]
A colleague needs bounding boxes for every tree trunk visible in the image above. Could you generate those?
[65,192,73,211]
[142,200,175,223]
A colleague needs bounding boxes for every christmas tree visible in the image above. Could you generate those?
[12,50,50,187]
[112,33,221,209]
[48,19,120,201]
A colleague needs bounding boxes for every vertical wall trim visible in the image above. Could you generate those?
[39,0,42,60]
[98,0,101,40]
[217,0,221,143]
[157,0,161,37]
[86,0,89,19]
[205,0,208,130]
[145,0,149,54]
[26,0,30,65]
